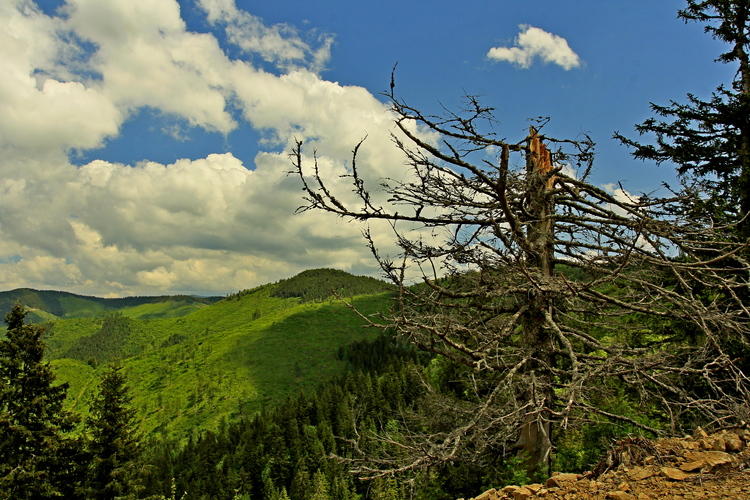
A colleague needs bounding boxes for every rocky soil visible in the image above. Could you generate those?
[467,427,750,500]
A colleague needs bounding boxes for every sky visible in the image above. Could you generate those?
[0,0,736,297]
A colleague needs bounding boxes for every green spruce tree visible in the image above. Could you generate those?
[309,470,331,500]
[84,363,142,500]
[617,0,750,236]
[368,477,403,500]
[0,304,80,498]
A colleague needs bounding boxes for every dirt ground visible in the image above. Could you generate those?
[467,428,750,500]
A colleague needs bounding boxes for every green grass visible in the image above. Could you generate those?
[49,358,97,417]
[118,301,212,320]
[58,296,107,318]
[43,318,102,356]
[27,308,59,323]
[122,292,389,440]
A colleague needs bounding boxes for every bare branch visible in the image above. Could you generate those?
[291,89,750,480]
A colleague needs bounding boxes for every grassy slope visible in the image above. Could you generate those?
[57,296,108,318]
[43,318,102,356]
[50,358,97,419]
[44,277,392,441]
[118,301,213,320]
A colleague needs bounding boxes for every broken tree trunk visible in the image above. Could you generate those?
[515,127,556,479]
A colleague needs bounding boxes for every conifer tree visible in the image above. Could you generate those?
[290,460,312,500]
[617,0,750,236]
[617,0,750,378]
[331,476,361,500]
[0,304,80,498]
[310,469,332,500]
[84,362,141,500]
[368,477,403,500]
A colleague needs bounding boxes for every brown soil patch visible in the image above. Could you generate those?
[467,427,750,500]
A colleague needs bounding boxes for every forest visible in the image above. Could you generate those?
[3,1,750,499]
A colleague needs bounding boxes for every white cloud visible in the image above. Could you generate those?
[0,149,387,296]
[0,1,122,153]
[560,163,578,179]
[198,0,333,73]
[602,183,640,207]
[487,25,581,70]
[600,184,658,253]
[0,0,411,296]
[63,0,237,134]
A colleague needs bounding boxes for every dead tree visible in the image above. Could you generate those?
[291,91,750,479]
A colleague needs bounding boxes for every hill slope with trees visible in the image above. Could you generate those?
[2,269,395,441]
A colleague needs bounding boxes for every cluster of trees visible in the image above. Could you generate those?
[139,331,653,500]
[137,335,566,500]
[140,340,427,500]
[60,313,135,367]
[2,296,658,499]
[271,269,395,303]
[0,305,141,499]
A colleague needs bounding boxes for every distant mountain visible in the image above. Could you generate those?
[0,288,223,322]
[16,269,395,440]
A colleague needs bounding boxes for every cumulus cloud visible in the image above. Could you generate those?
[198,0,333,72]
[63,0,237,134]
[0,0,406,296]
[487,25,581,70]
[0,1,122,153]
[0,149,394,296]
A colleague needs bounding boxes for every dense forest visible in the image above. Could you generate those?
[270,269,395,303]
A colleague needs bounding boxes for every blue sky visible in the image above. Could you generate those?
[0,0,735,296]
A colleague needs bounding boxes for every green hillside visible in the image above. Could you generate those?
[0,288,222,322]
[35,269,394,440]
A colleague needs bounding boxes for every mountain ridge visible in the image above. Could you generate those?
[0,267,393,321]
[0,287,223,322]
